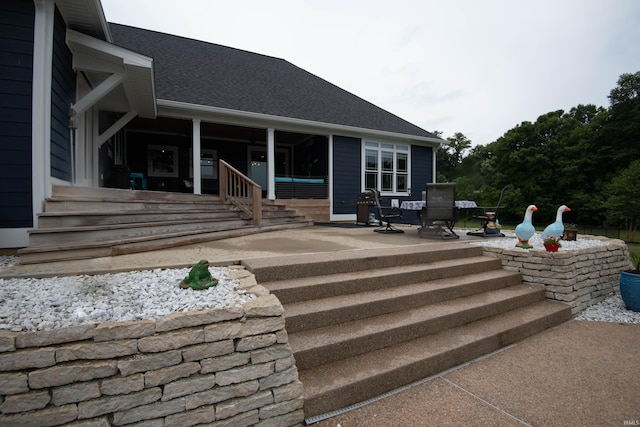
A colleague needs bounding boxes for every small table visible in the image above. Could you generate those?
[400,200,477,210]
[401,200,474,239]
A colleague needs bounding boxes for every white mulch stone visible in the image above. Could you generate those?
[0,257,253,332]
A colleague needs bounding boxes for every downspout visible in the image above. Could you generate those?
[31,0,55,227]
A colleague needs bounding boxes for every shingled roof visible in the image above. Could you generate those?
[109,23,439,140]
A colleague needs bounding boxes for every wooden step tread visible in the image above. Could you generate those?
[38,208,230,217]
[299,300,571,418]
[46,196,224,205]
[28,217,250,235]
[20,222,256,254]
[18,221,312,263]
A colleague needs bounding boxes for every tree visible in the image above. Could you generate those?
[436,132,472,182]
[605,160,640,242]
[440,70,640,227]
[600,72,640,173]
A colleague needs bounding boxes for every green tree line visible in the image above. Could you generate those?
[436,71,640,240]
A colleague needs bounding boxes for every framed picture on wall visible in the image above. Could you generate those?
[147,145,178,177]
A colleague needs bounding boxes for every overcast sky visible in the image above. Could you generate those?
[101,0,640,146]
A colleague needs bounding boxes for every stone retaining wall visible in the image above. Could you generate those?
[0,268,304,427]
[479,237,633,314]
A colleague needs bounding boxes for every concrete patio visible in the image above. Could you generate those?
[1,223,638,426]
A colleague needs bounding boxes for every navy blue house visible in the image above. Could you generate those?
[0,0,443,248]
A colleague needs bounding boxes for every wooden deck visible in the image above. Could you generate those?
[18,185,312,264]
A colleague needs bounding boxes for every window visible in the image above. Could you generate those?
[147,145,178,177]
[200,149,217,178]
[364,141,410,194]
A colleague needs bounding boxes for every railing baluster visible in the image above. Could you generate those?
[218,160,262,226]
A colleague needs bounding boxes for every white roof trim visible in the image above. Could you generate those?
[157,99,443,147]
[66,29,157,118]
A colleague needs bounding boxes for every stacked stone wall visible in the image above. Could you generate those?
[480,237,632,314]
[0,268,304,427]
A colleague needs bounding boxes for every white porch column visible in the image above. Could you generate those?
[328,134,334,220]
[192,119,202,195]
[267,127,275,200]
[432,146,438,183]
[31,0,55,225]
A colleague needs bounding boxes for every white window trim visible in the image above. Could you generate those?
[362,140,411,196]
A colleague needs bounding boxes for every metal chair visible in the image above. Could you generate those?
[467,185,510,237]
[371,189,404,233]
[419,183,459,239]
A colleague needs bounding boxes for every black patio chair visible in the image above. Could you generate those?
[371,189,404,233]
[419,182,459,239]
[467,185,510,237]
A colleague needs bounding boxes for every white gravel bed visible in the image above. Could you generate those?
[467,231,608,250]
[575,295,640,324]
[0,258,254,332]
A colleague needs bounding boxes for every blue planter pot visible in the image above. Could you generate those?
[620,270,640,312]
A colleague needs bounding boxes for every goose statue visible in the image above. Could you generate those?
[515,204,538,249]
[541,205,571,240]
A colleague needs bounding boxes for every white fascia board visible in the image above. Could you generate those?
[66,29,152,68]
[66,29,156,118]
[157,99,444,147]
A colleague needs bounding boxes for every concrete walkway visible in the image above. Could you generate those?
[2,224,639,426]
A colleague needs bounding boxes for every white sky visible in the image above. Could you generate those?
[101,0,640,146]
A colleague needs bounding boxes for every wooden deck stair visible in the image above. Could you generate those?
[18,185,312,264]
[242,243,572,421]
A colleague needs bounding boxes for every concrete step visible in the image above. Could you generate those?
[300,300,571,419]
[291,284,544,370]
[259,256,501,305]
[244,243,485,283]
[283,269,522,333]
[244,244,572,420]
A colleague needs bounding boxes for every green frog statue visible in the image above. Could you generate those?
[179,259,218,290]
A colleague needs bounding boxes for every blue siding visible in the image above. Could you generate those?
[0,0,34,228]
[50,6,74,181]
[411,145,433,197]
[332,136,361,215]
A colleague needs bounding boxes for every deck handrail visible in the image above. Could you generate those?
[219,160,262,226]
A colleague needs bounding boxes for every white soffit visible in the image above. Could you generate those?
[56,0,111,41]
[66,29,156,118]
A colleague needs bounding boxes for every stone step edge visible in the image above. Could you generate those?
[283,269,522,333]
[299,300,572,418]
[290,284,545,369]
